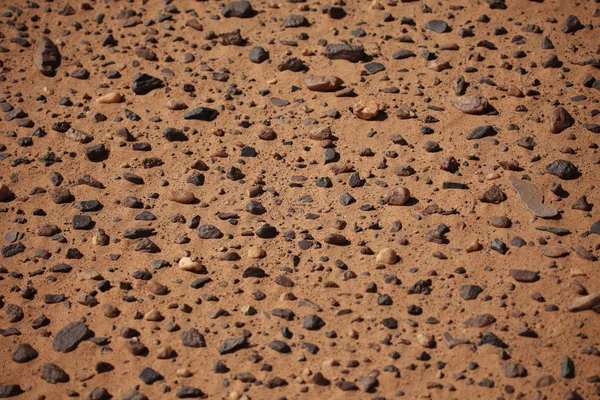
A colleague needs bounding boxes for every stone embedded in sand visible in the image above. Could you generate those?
[222,0,254,18]
[11,344,38,363]
[178,257,203,272]
[467,125,496,140]
[548,106,574,133]
[325,43,365,62]
[353,100,380,120]
[324,233,349,246]
[197,224,224,239]
[463,314,496,328]
[542,247,569,258]
[308,126,333,140]
[284,14,309,27]
[247,247,266,259]
[502,363,527,378]
[425,20,449,33]
[249,46,269,63]
[53,321,90,352]
[41,363,70,383]
[147,280,168,295]
[541,54,561,68]
[304,75,343,92]
[167,190,196,204]
[509,175,558,218]
[132,73,164,95]
[0,184,12,201]
[479,185,506,204]
[166,99,187,110]
[561,15,583,33]
[184,107,219,121]
[507,85,524,97]
[510,269,539,283]
[218,336,248,354]
[35,36,61,76]
[428,60,451,72]
[396,104,416,119]
[455,95,489,114]
[65,128,93,143]
[96,92,123,104]
[376,248,398,264]
[416,333,435,348]
[546,160,579,180]
[568,294,600,312]
[384,187,410,206]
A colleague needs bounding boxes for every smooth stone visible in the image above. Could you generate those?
[304,75,343,92]
[455,95,489,114]
[167,190,196,204]
[509,269,539,283]
[376,248,398,264]
[568,294,600,312]
[96,92,123,104]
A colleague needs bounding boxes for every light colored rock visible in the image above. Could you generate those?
[66,128,93,143]
[144,309,164,321]
[308,126,333,140]
[417,333,435,348]
[383,187,410,205]
[455,95,489,114]
[304,75,344,92]
[247,247,266,259]
[376,248,398,264]
[542,247,569,258]
[96,92,123,104]
[353,99,380,120]
[166,99,188,110]
[178,257,203,272]
[568,294,600,312]
[167,190,196,204]
[509,175,558,218]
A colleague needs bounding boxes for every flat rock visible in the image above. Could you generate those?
[509,175,558,218]
[510,269,540,283]
[304,75,343,92]
[53,321,90,352]
[455,95,489,114]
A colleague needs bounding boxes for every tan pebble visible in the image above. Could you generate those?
[570,268,585,277]
[417,333,435,348]
[96,92,123,104]
[465,240,481,253]
[178,257,203,272]
[247,247,266,259]
[167,190,196,204]
[486,172,501,180]
[176,368,192,378]
[384,187,411,206]
[353,99,380,120]
[166,99,187,110]
[376,248,398,264]
[144,309,164,321]
[568,294,600,312]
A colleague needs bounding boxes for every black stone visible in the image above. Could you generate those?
[184,107,219,121]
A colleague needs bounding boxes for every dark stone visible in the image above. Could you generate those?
[184,107,219,121]
[303,314,325,330]
[467,125,496,140]
[73,215,93,230]
[256,224,278,238]
[53,321,90,352]
[460,285,483,300]
[425,20,449,33]
[35,36,61,76]
[11,343,38,363]
[562,15,583,34]
[132,73,164,95]
[510,269,539,283]
[392,50,416,59]
[181,328,206,348]
[197,225,223,239]
[139,367,163,384]
[249,46,269,63]
[546,160,579,180]
[41,363,70,383]
[218,336,248,354]
[0,385,22,398]
[269,340,291,353]
[176,386,204,398]
[325,43,365,62]
[478,332,508,348]
[85,144,108,162]
[163,127,188,141]
[222,1,254,18]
